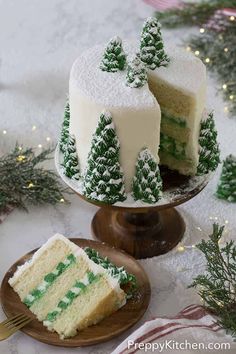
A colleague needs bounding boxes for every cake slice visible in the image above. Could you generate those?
[9,235,126,339]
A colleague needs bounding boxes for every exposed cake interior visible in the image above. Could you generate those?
[9,234,126,339]
[148,46,206,175]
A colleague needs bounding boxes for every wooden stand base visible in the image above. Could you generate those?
[91,207,185,259]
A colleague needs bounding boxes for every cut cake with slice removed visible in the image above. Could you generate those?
[8,234,126,339]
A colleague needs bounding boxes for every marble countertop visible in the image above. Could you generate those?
[0,1,236,353]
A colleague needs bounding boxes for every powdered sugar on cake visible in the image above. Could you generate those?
[70,43,157,108]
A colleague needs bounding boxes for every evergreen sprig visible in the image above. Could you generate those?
[183,23,236,116]
[155,1,236,116]
[189,224,236,337]
[155,1,236,28]
[0,145,68,212]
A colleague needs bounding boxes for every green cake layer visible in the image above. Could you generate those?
[23,253,76,307]
[160,132,186,160]
[159,109,194,174]
[44,271,101,326]
[161,111,190,144]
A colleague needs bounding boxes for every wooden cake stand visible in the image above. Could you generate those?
[55,147,210,259]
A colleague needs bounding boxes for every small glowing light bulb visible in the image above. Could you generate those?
[230,16,235,21]
[222,84,227,90]
[16,155,26,162]
[224,47,228,52]
[205,58,210,63]
[38,144,42,148]
[194,50,200,56]
[177,245,185,252]
[28,182,34,188]
[32,125,37,131]
[3,130,7,135]
[60,198,65,203]
[230,95,234,100]
[46,137,51,142]
[224,106,229,113]
[186,46,191,52]
[199,28,205,33]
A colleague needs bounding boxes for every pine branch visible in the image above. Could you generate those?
[185,24,236,116]
[189,224,236,337]
[155,1,236,28]
[0,144,69,212]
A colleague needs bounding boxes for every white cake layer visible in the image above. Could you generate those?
[149,46,206,174]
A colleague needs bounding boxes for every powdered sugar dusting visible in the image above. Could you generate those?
[70,43,157,108]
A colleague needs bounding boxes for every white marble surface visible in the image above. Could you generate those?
[0,1,236,353]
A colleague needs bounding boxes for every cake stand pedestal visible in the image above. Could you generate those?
[91,207,185,259]
[55,147,209,259]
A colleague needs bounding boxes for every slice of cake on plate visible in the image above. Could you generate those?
[9,234,127,339]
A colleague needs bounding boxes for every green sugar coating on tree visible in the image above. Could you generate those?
[100,36,126,72]
[140,17,170,70]
[84,111,126,204]
[59,101,70,153]
[63,134,80,180]
[197,112,220,175]
[132,148,162,204]
[126,54,148,88]
[216,154,236,203]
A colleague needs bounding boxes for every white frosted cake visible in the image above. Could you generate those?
[59,18,219,205]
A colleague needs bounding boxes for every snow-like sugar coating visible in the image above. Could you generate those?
[70,44,157,108]
[149,45,206,95]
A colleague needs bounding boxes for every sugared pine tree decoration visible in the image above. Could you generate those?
[84,111,126,204]
[132,148,162,204]
[63,134,80,180]
[126,54,148,88]
[197,112,220,175]
[100,36,126,72]
[59,101,70,153]
[216,154,236,203]
[140,17,170,70]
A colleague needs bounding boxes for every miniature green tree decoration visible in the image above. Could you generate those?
[132,148,162,204]
[84,111,126,204]
[59,101,70,153]
[140,17,170,70]
[126,54,148,88]
[63,134,80,180]
[216,154,236,202]
[197,112,220,175]
[100,36,126,72]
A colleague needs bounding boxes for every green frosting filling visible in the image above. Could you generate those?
[161,111,187,128]
[45,271,101,323]
[160,133,186,160]
[23,253,76,307]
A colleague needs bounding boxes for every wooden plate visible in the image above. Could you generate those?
[0,239,151,347]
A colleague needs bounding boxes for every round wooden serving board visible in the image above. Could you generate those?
[0,239,151,347]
